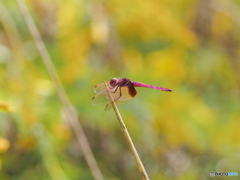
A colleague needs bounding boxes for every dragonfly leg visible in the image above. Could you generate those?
[113,87,122,101]
[105,87,122,109]
[112,86,119,93]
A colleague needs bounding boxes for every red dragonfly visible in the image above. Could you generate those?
[92,77,172,110]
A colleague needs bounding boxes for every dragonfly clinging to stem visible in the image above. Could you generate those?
[92,77,172,110]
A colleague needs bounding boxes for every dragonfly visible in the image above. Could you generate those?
[92,77,172,110]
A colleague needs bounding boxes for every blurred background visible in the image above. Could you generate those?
[0,0,240,179]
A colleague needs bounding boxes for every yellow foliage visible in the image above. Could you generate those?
[123,49,144,75]
[16,137,36,152]
[56,0,82,38]
[188,99,217,126]
[152,91,218,153]
[88,2,110,45]
[212,13,233,39]
[0,101,13,112]
[147,47,187,84]
[114,0,196,46]
[51,123,71,142]
[20,105,38,126]
[1,0,240,179]
[210,112,240,155]
[60,56,88,84]
[0,137,10,153]
[35,79,53,96]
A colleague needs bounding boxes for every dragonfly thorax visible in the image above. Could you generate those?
[110,77,130,87]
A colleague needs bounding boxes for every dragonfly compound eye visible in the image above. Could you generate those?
[110,78,117,86]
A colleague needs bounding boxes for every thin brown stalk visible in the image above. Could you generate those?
[104,82,150,180]
[15,0,104,180]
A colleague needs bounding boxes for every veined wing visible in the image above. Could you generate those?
[92,93,108,105]
[104,86,137,110]
[93,81,110,94]
[105,98,131,111]
[92,85,119,105]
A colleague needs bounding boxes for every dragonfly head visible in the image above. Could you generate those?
[110,78,118,87]
[110,77,128,87]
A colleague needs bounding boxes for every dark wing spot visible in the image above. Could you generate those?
[92,97,95,100]
[129,86,137,97]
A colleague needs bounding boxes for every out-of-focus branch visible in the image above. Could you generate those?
[0,1,22,53]
[15,0,104,180]
[34,124,71,180]
[211,0,240,26]
[104,82,150,180]
[0,1,25,80]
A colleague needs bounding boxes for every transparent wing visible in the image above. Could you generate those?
[92,93,108,105]
[104,87,136,111]
[92,85,119,105]
[93,82,109,94]
[104,98,133,111]
[117,86,134,101]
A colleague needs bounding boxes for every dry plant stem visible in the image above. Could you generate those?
[104,82,150,180]
[15,0,104,180]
